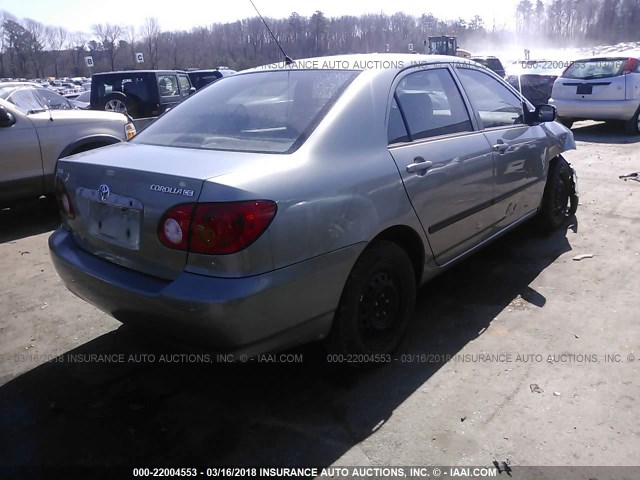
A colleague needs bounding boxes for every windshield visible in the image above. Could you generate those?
[0,87,47,114]
[562,58,627,79]
[132,70,360,154]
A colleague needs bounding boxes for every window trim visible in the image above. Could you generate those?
[453,65,529,132]
[387,65,480,147]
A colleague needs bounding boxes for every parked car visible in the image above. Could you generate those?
[470,56,506,77]
[506,60,564,107]
[69,90,91,109]
[90,70,195,119]
[549,56,640,133]
[0,86,136,206]
[49,54,578,358]
[187,68,237,90]
[1,83,80,111]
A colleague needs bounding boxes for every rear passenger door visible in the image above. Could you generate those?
[455,66,548,229]
[387,66,496,265]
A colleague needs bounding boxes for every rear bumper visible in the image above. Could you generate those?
[49,227,363,356]
[549,98,640,121]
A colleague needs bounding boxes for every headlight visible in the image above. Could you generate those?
[125,122,137,139]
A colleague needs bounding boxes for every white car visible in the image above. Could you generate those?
[549,56,640,134]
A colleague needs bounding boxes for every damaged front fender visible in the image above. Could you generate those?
[542,121,577,156]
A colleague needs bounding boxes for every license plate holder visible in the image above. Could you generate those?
[576,84,593,95]
[88,201,142,250]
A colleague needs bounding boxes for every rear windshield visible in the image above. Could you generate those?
[132,70,360,154]
[562,58,627,79]
[92,73,154,102]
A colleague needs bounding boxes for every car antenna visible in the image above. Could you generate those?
[248,0,294,65]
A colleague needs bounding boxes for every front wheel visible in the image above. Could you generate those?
[537,157,578,231]
[326,241,416,357]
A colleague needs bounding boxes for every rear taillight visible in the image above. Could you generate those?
[55,177,75,220]
[623,58,640,74]
[158,204,194,250]
[158,201,277,255]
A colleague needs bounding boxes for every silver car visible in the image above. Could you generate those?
[49,54,578,357]
[549,56,640,134]
[0,84,136,205]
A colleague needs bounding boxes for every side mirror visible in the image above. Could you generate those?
[0,105,16,127]
[536,104,557,123]
[189,87,196,95]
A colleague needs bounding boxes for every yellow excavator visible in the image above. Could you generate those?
[425,36,471,58]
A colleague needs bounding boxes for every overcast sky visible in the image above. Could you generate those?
[1,0,520,34]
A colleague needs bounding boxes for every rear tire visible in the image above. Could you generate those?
[537,157,577,231]
[325,241,416,358]
[103,92,137,117]
[624,108,640,135]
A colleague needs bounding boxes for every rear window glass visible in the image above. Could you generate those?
[189,71,222,90]
[133,70,360,154]
[563,58,627,79]
[92,73,153,102]
[178,75,191,94]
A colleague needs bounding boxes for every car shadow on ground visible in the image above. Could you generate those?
[0,197,60,244]
[571,121,640,144]
[0,220,574,467]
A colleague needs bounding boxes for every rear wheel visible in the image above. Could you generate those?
[538,157,577,231]
[624,108,640,135]
[103,92,136,117]
[326,241,416,357]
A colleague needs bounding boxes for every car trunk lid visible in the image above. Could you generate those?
[57,143,257,280]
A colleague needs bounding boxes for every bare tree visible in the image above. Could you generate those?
[124,25,137,69]
[92,23,122,71]
[141,17,161,68]
[68,32,89,76]
[46,26,67,77]
[24,18,46,76]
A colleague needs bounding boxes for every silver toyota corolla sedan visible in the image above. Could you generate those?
[49,54,578,358]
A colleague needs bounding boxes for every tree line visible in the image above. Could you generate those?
[1,0,639,79]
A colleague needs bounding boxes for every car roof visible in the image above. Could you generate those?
[92,70,188,76]
[244,53,481,74]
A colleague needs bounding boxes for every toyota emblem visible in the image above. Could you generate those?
[98,184,111,202]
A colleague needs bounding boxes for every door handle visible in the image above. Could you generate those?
[493,141,509,153]
[406,157,433,174]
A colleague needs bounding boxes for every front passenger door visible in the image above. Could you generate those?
[387,67,496,265]
[455,67,549,229]
[0,98,43,204]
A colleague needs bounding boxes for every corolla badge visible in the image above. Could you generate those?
[98,184,111,202]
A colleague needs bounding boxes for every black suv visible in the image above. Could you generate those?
[187,69,237,90]
[469,56,506,78]
[90,70,195,118]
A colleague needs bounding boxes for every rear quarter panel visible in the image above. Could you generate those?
[30,112,126,185]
